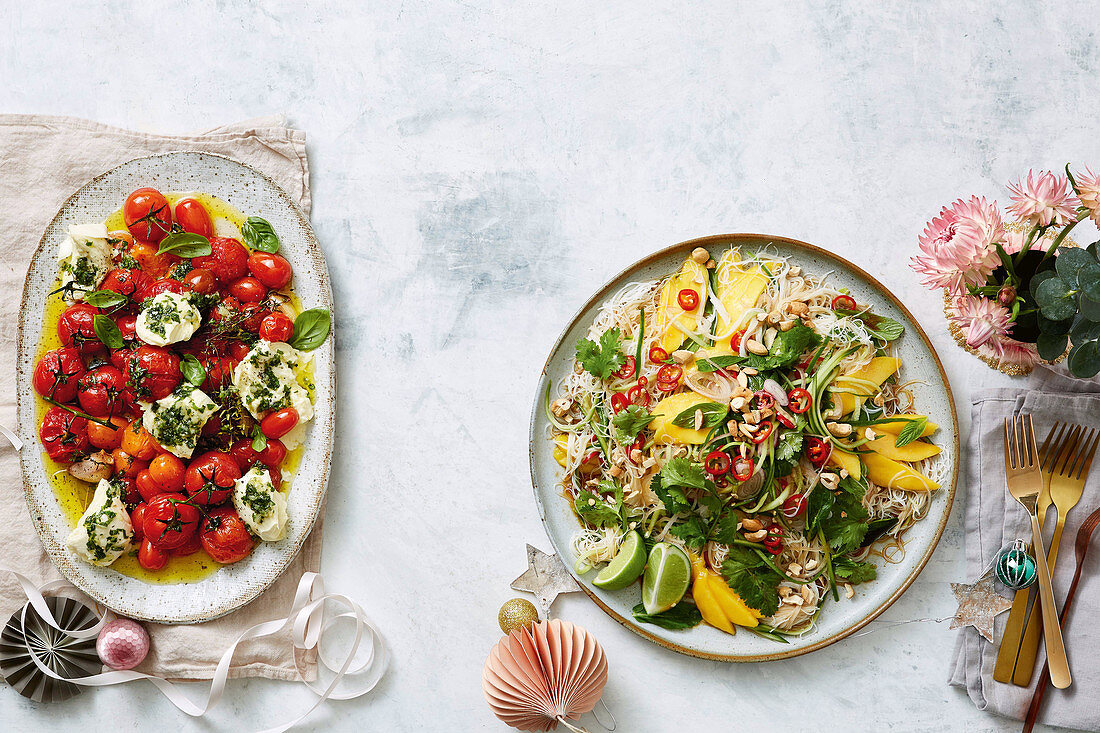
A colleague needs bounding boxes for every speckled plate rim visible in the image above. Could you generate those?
[529,233,959,662]
[16,151,336,624]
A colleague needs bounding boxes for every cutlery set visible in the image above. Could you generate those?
[989,417,1099,729]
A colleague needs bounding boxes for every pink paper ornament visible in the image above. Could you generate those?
[482,619,607,732]
[96,619,149,671]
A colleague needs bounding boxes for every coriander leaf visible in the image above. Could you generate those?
[574,487,622,528]
[671,402,728,430]
[806,487,835,535]
[820,490,870,554]
[833,556,878,584]
[893,416,928,448]
[660,456,707,490]
[631,602,703,630]
[670,516,708,553]
[721,545,781,616]
[709,511,743,545]
[737,325,822,370]
[612,404,654,441]
[575,328,625,380]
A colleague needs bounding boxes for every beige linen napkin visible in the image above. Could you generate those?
[949,365,1100,729]
[0,114,320,681]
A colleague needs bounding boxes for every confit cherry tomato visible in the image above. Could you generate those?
[33,347,86,402]
[39,407,88,463]
[184,451,241,506]
[227,340,251,361]
[200,355,237,392]
[138,537,169,570]
[259,311,294,342]
[123,345,181,401]
[120,421,159,461]
[128,241,179,279]
[172,530,203,557]
[115,314,138,346]
[173,198,213,237]
[192,237,249,284]
[87,415,127,451]
[149,452,186,493]
[142,493,200,550]
[111,449,147,479]
[782,493,808,519]
[130,504,148,542]
[109,346,133,372]
[228,276,267,303]
[135,470,166,503]
[136,277,186,302]
[123,188,173,243]
[100,267,152,300]
[247,251,292,289]
[257,438,286,468]
[267,466,283,490]
[229,440,259,470]
[77,365,125,418]
[182,267,219,294]
[58,303,105,357]
[260,408,298,439]
[200,506,255,564]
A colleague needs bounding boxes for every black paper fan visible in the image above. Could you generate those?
[0,596,100,702]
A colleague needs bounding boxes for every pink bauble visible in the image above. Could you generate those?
[96,619,149,671]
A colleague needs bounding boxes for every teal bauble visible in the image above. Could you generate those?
[996,547,1036,590]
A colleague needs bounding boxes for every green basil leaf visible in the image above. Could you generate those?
[180,354,207,386]
[84,289,129,309]
[251,425,268,452]
[289,308,331,351]
[671,402,728,430]
[92,314,124,350]
[157,231,212,257]
[893,416,928,448]
[242,217,280,253]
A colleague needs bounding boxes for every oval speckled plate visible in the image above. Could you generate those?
[530,234,958,662]
[16,152,335,624]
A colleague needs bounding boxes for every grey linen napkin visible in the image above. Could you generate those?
[0,114,321,681]
[949,365,1100,730]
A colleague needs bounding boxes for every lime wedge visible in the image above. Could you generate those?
[641,542,691,615]
[592,531,646,590]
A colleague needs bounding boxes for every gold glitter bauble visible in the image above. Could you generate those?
[498,598,539,635]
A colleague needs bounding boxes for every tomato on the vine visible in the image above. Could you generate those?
[174,198,213,237]
[87,415,127,451]
[247,251,292,289]
[114,314,138,346]
[123,188,173,243]
[100,268,151,300]
[39,407,88,463]
[172,531,203,557]
[138,537,169,570]
[228,276,267,303]
[130,504,148,541]
[128,241,178,279]
[33,347,86,402]
[184,451,241,506]
[182,267,218,295]
[149,453,186,493]
[258,311,294,342]
[77,365,125,417]
[123,345,181,401]
[200,506,255,564]
[193,237,249,284]
[58,303,105,357]
[142,493,200,550]
[136,277,187,302]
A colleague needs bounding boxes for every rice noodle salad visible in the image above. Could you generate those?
[546,245,945,642]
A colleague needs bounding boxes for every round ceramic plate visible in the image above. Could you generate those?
[16,152,335,624]
[530,234,958,662]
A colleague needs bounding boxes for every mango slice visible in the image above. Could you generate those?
[711,250,769,356]
[827,448,862,480]
[691,563,734,634]
[860,452,939,491]
[709,578,763,624]
[650,391,721,445]
[859,428,941,462]
[653,258,708,353]
[872,415,938,438]
[831,357,901,415]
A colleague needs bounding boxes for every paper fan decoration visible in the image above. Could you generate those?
[0,596,100,702]
[482,619,608,732]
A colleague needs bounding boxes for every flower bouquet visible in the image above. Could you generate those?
[911,168,1100,377]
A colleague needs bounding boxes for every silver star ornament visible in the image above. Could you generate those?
[950,574,1013,642]
[510,544,580,619]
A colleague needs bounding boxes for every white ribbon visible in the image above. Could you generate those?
[3,567,386,732]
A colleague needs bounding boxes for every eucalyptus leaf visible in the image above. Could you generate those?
[1036,276,1078,321]
[180,354,206,386]
[1068,340,1100,378]
[242,217,280,253]
[157,232,212,257]
[1076,262,1100,291]
[1084,275,1100,302]
[92,314,124,350]
[1029,268,1057,299]
[1055,247,1095,285]
[289,308,331,351]
[84,289,129,309]
[1037,312,1073,336]
[1071,317,1100,346]
[1037,332,1069,361]
[1081,295,1100,322]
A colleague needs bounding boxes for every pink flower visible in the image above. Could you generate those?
[1006,170,1080,228]
[1073,167,1100,226]
[947,294,1012,350]
[911,197,1003,293]
[976,338,1040,371]
[1001,226,1055,255]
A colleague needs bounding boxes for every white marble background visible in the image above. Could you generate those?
[2,1,1099,731]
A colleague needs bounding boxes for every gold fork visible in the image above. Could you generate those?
[1004,415,1070,689]
[993,422,1063,683]
[1013,426,1099,685]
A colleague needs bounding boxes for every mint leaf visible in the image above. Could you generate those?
[631,602,703,630]
[575,328,625,380]
[721,545,781,616]
[612,404,654,441]
[893,416,928,447]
